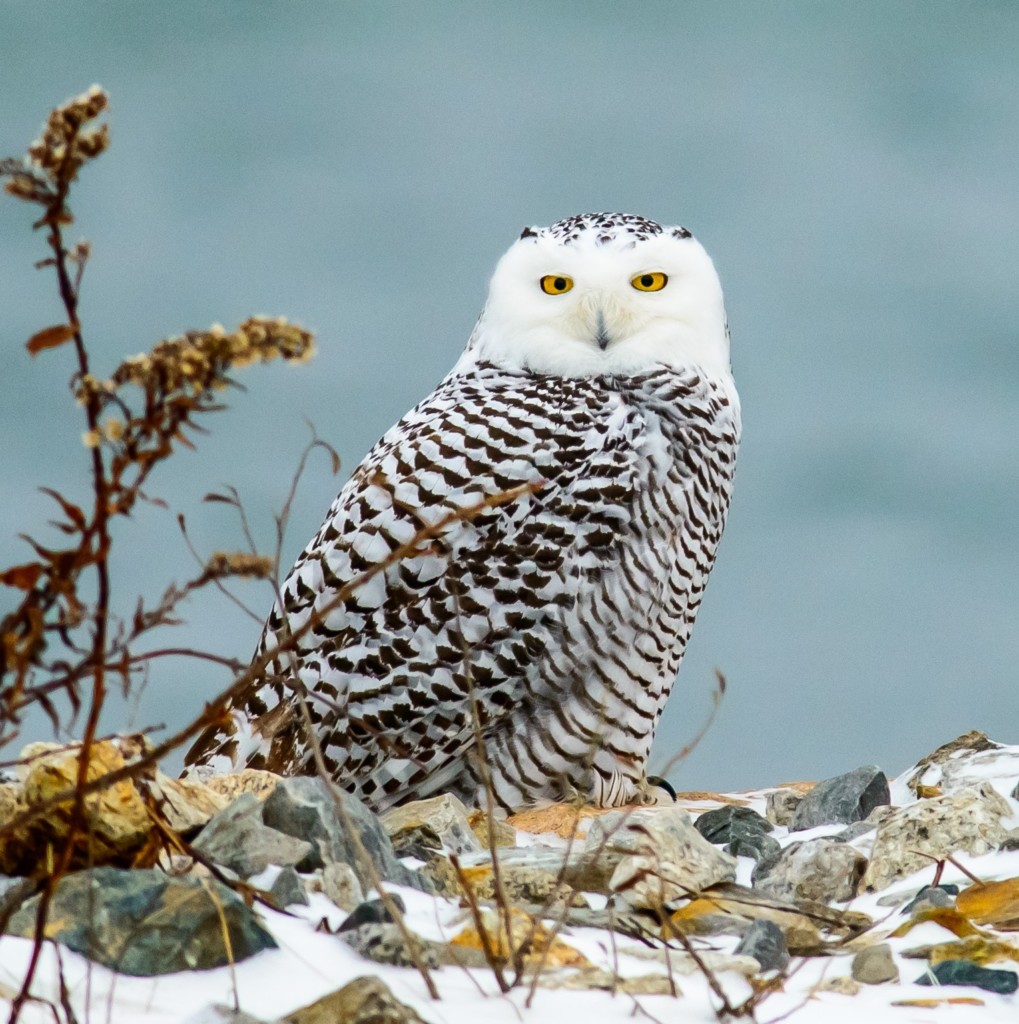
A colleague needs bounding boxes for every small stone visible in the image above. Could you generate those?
[852,943,898,984]
[915,959,1018,994]
[193,792,313,878]
[382,793,482,858]
[753,838,866,903]
[261,777,428,891]
[904,884,959,914]
[585,805,736,909]
[790,766,889,831]
[342,922,441,969]
[339,895,406,933]
[694,805,772,845]
[321,861,364,912]
[268,866,308,909]
[1012,780,1019,801]
[862,784,1011,891]
[284,975,427,1024]
[733,919,789,972]
[765,789,803,827]
[6,867,275,974]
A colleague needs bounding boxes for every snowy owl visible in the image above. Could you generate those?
[187,212,741,812]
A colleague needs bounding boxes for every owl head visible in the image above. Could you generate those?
[462,212,731,379]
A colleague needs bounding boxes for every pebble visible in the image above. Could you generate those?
[765,788,802,827]
[694,805,772,844]
[851,943,898,984]
[338,895,406,933]
[321,861,364,912]
[283,975,427,1024]
[268,865,308,909]
[903,883,959,914]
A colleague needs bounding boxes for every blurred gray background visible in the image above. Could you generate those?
[2,2,1017,792]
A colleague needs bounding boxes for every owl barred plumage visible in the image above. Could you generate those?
[186,212,740,812]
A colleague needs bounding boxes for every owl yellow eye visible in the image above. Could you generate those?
[540,274,574,295]
[631,272,668,292]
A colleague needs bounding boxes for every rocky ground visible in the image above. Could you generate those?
[2,730,1019,1022]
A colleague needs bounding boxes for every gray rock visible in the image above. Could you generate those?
[338,895,406,932]
[585,806,737,909]
[321,861,364,912]
[916,959,1018,994]
[6,867,276,974]
[727,831,782,864]
[753,838,866,903]
[341,922,441,969]
[733,919,789,973]
[1012,779,1019,801]
[790,766,889,831]
[261,777,428,892]
[694,805,772,845]
[268,866,308,909]
[862,783,1011,891]
[381,793,482,858]
[193,792,313,878]
[852,943,898,984]
[904,883,959,913]
[283,975,428,1024]
[765,789,803,827]
[0,876,36,928]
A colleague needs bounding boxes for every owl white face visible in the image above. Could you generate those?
[462,213,731,379]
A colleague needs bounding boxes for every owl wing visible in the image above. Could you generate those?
[186,363,647,800]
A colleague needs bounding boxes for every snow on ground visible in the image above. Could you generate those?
[3,753,1019,1023]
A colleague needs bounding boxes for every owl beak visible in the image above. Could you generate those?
[594,309,611,351]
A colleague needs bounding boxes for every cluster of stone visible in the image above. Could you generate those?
[2,731,1019,1018]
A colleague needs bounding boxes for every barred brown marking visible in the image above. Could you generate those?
[186,212,740,811]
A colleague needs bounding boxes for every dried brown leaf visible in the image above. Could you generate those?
[957,878,1019,929]
[25,323,76,355]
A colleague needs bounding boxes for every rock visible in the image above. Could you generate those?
[193,793,313,878]
[538,968,677,994]
[753,838,866,903]
[321,861,364,912]
[694,805,772,844]
[852,943,898,984]
[261,776,427,891]
[283,975,427,1024]
[765,788,803,827]
[584,806,736,909]
[790,766,889,831]
[189,1008,267,1024]
[669,882,871,954]
[342,922,441,969]
[733,919,789,972]
[902,731,1004,798]
[728,831,782,864]
[19,738,151,864]
[1012,780,1019,801]
[466,809,517,849]
[267,866,308,908]
[915,959,1018,994]
[862,784,1011,891]
[142,773,229,833]
[446,857,575,905]
[338,895,406,932]
[198,768,282,803]
[0,876,36,925]
[903,884,958,914]
[6,867,276,974]
[999,828,1019,852]
[382,794,482,858]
